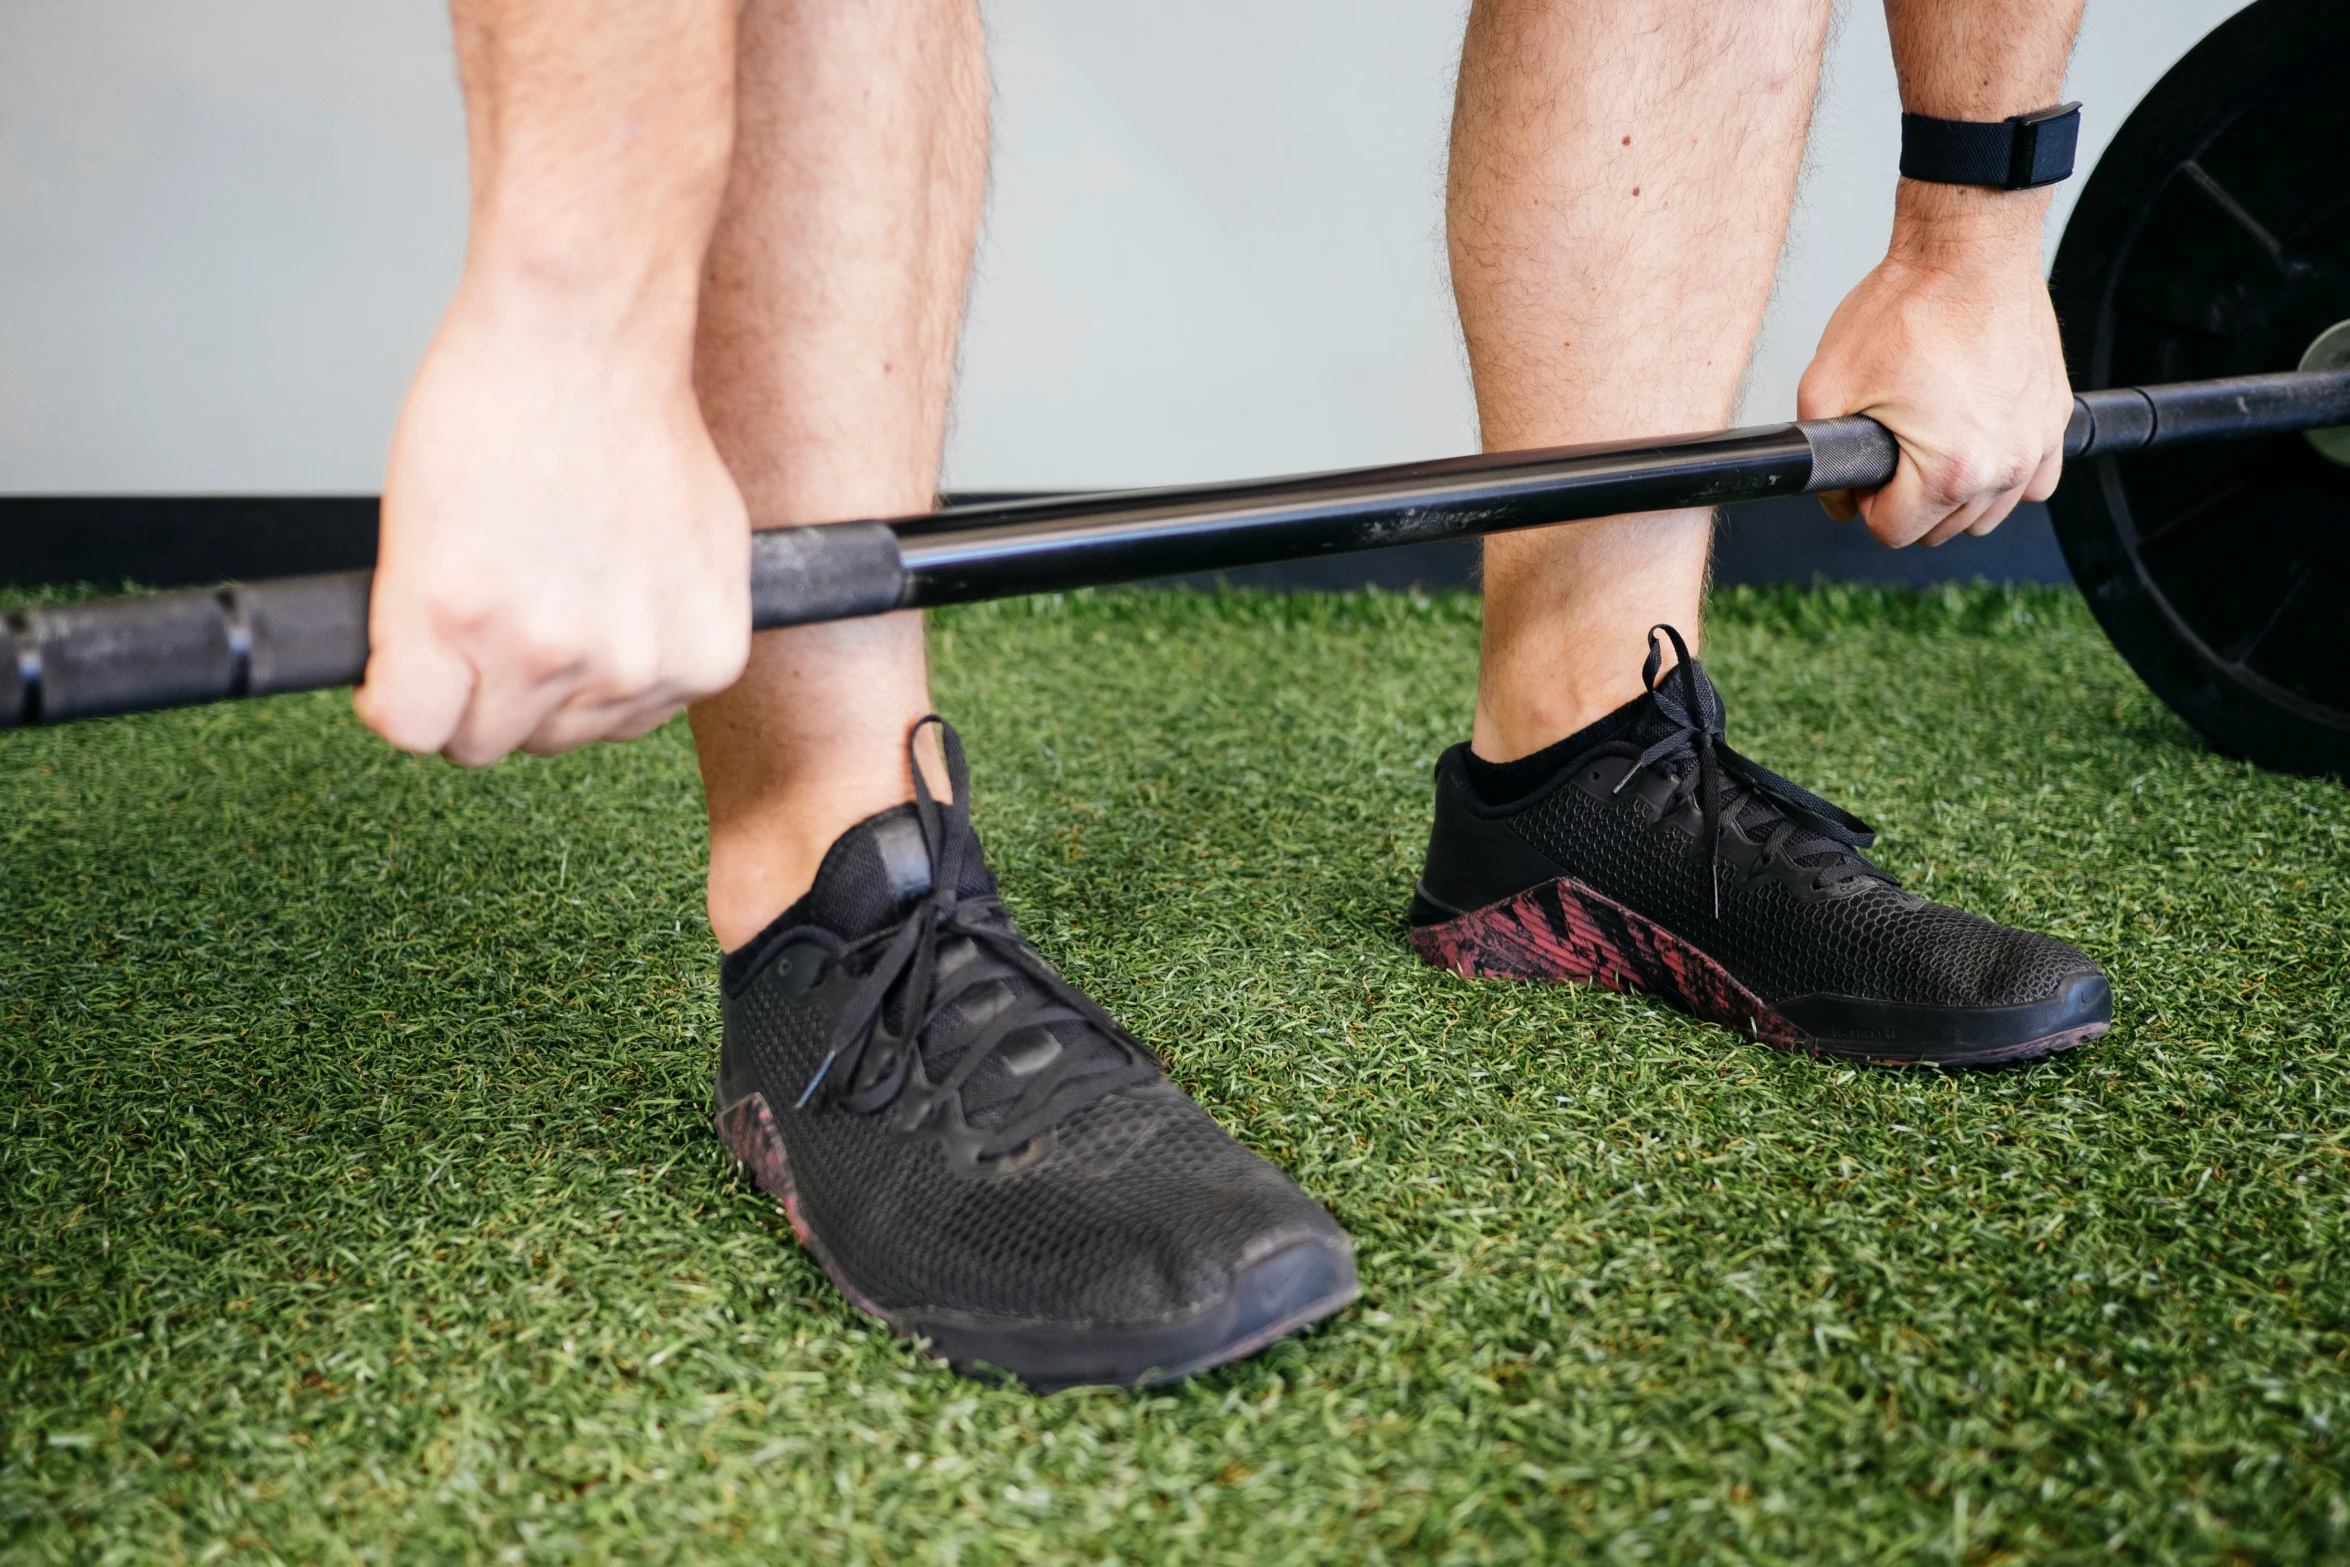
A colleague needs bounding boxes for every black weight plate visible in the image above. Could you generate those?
[2049,0,2350,776]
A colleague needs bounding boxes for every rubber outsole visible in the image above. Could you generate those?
[714,1091,1358,1391]
[1409,874,2109,1068]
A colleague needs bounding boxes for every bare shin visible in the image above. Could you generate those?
[1448,0,1831,761]
[689,0,988,949]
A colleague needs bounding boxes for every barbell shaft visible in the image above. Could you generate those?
[8,366,2349,728]
[869,369,2350,614]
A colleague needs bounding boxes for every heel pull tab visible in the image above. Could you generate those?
[872,812,935,905]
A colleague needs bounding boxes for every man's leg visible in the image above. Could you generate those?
[1449,0,1831,761]
[688,0,986,950]
[690,0,1357,1389]
[1411,0,2110,1068]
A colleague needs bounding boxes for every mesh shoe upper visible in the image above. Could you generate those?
[1415,628,2101,1013]
[1506,778,2090,1007]
[718,721,1348,1329]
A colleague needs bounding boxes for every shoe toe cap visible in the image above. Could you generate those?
[903,1131,1357,1390]
[1067,1151,1353,1325]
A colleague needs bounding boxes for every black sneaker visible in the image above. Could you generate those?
[1407,627,2111,1066]
[714,718,1356,1389]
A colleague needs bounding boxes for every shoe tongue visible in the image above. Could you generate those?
[806,802,996,940]
[1628,660,1855,864]
[812,804,1129,1133]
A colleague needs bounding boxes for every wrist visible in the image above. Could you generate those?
[1886,179,2053,273]
[453,223,711,366]
[457,149,730,358]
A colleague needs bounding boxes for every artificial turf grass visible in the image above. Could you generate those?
[0,582,2342,1564]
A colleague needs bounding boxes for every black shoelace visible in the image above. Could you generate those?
[1618,625,1885,916]
[794,717,1158,1155]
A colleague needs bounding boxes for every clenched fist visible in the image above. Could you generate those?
[1798,184,2073,549]
[356,295,751,767]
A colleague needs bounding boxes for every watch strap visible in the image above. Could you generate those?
[1899,102,2081,191]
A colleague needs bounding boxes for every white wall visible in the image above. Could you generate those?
[0,4,467,491]
[0,0,2250,495]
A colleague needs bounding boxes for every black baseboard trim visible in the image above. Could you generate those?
[1713,497,2069,587]
[0,496,379,588]
[0,493,2072,593]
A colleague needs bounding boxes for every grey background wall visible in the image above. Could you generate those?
[1,0,2250,507]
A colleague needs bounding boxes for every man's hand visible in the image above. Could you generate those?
[1801,0,2085,549]
[352,0,749,767]
[355,298,751,766]
[1797,187,2072,548]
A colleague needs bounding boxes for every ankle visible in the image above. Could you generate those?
[1471,618,1701,763]
[705,769,928,950]
[1471,677,1646,764]
[688,619,944,950]
[1473,519,1707,761]
[707,840,834,951]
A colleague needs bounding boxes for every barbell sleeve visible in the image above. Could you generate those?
[2066,366,2350,459]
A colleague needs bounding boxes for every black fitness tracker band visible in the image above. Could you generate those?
[1899,101,2081,191]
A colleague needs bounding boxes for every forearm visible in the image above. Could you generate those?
[360,1,753,764]
[450,0,741,346]
[1882,0,2083,268]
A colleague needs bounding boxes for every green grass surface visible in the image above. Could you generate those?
[4,583,2347,1564]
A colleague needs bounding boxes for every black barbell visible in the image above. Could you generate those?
[4,365,2346,733]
